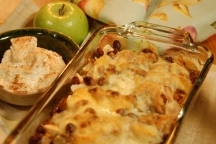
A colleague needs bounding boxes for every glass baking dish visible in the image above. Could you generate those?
[3,21,213,144]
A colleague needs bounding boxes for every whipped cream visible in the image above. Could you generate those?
[0,36,66,94]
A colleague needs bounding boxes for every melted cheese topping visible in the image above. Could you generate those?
[40,44,193,144]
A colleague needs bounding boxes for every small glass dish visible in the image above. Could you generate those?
[3,22,213,143]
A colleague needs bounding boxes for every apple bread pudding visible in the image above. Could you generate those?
[29,34,202,144]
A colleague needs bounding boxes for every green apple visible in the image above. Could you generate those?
[33,1,89,45]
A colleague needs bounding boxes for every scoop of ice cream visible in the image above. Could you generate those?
[0,36,66,93]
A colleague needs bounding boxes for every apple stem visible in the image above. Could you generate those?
[59,4,65,16]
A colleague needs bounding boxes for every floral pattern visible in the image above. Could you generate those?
[73,0,150,25]
[211,21,216,29]
[150,0,201,21]
[147,0,216,42]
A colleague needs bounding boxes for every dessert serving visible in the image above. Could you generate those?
[0,28,79,106]
[29,33,205,143]
[0,36,66,94]
[3,22,213,144]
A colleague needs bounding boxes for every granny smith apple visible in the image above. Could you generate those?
[33,1,89,45]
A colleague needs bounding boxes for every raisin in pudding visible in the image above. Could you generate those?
[29,34,202,144]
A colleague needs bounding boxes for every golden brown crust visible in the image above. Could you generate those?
[30,34,200,144]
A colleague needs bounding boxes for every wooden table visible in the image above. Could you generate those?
[200,35,216,64]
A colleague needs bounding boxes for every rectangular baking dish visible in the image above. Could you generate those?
[3,21,213,144]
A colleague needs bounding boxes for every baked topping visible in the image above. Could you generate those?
[29,34,201,144]
[0,36,66,94]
